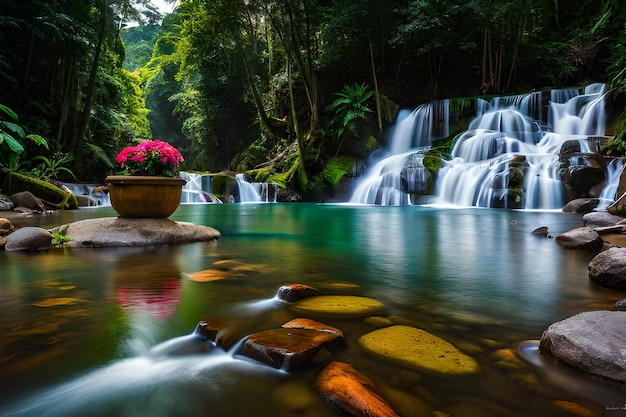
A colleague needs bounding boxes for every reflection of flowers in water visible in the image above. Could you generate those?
[116,281,182,318]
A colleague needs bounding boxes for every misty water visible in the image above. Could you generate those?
[1,203,625,417]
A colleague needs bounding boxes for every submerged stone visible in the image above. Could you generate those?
[282,317,344,339]
[290,295,386,318]
[242,327,338,371]
[358,325,479,374]
[314,361,400,417]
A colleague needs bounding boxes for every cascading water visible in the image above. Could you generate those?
[350,83,610,209]
[349,101,449,205]
[180,172,223,203]
[235,174,278,203]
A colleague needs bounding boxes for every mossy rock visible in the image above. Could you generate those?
[290,295,386,318]
[358,325,479,374]
[323,156,356,185]
[3,172,78,209]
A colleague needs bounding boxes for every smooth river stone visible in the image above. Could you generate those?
[358,325,479,374]
[314,361,400,417]
[289,295,386,318]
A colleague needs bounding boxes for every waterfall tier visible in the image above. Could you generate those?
[350,83,613,209]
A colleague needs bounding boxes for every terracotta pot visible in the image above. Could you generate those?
[105,175,186,218]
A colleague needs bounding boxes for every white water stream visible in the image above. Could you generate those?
[350,83,613,209]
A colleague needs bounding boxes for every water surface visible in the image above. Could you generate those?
[0,204,623,416]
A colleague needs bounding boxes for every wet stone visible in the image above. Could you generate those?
[554,226,603,251]
[275,284,320,303]
[314,361,400,417]
[4,227,52,251]
[194,319,229,341]
[282,318,344,339]
[540,310,626,382]
[358,325,479,374]
[290,295,386,318]
[242,327,339,371]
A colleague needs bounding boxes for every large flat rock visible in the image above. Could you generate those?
[540,310,626,382]
[58,217,221,248]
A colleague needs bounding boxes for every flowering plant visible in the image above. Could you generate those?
[115,140,184,177]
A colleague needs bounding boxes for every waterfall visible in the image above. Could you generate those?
[349,101,449,205]
[235,174,278,203]
[600,159,626,201]
[180,172,222,203]
[350,83,609,209]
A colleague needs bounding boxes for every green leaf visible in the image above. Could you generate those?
[0,104,19,122]
[1,132,25,152]
[25,134,49,149]
[1,121,25,138]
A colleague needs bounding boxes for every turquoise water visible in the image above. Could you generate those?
[0,203,623,416]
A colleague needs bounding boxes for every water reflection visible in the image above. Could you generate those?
[0,204,623,417]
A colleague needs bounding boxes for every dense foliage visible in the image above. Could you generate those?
[1,0,625,194]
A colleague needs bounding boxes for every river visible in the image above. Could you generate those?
[0,203,623,416]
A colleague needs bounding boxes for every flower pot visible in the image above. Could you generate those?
[105,175,187,218]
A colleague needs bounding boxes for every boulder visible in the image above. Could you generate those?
[554,226,603,251]
[54,217,221,248]
[539,310,626,382]
[588,247,626,289]
[10,191,46,212]
[561,198,604,214]
[314,361,400,417]
[4,227,52,251]
[583,211,624,229]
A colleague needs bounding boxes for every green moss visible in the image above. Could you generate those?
[246,168,271,182]
[322,156,356,184]
[3,172,78,209]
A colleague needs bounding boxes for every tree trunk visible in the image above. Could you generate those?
[73,0,107,154]
[287,55,308,188]
[369,37,382,131]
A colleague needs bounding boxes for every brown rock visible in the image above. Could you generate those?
[242,328,339,371]
[194,319,229,341]
[314,361,400,417]
[555,226,603,251]
[282,318,344,338]
[10,191,46,212]
[276,284,320,303]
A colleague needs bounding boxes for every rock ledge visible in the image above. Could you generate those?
[56,217,221,248]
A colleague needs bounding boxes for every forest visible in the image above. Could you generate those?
[1,0,625,200]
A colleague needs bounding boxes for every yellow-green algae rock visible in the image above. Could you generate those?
[290,295,386,318]
[358,325,479,374]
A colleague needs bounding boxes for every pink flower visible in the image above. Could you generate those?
[114,140,184,177]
